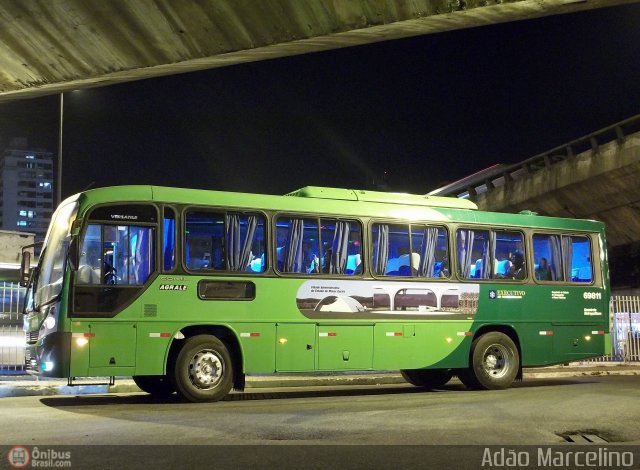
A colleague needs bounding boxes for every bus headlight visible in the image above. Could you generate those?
[43,316,56,330]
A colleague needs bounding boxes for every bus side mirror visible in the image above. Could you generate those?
[20,251,31,288]
[68,236,79,272]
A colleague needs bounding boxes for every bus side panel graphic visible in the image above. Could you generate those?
[296,280,479,320]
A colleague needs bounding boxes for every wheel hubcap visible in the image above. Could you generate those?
[482,344,510,379]
[188,349,224,389]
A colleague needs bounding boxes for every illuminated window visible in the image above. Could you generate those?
[372,223,448,278]
[185,211,266,273]
[533,233,592,283]
[276,216,362,275]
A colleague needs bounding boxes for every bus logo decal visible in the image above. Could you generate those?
[491,290,525,300]
[159,284,187,291]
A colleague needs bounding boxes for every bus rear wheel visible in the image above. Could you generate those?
[171,335,234,403]
[132,375,175,397]
[462,332,519,390]
[401,369,452,388]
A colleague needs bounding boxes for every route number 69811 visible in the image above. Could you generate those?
[583,292,602,300]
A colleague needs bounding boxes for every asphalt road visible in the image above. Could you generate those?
[2,376,640,469]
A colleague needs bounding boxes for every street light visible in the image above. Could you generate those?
[57,92,63,207]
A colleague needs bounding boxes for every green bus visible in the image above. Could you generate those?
[22,185,610,402]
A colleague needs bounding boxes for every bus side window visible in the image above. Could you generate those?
[320,219,362,275]
[566,235,592,283]
[77,224,155,285]
[77,224,102,285]
[225,213,266,273]
[456,229,490,279]
[276,217,319,274]
[493,230,525,280]
[533,233,592,283]
[411,225,449,278]
[372,223,411,276]
[533,234,560,281]
[185,211,266,273]
[185,212,224,271]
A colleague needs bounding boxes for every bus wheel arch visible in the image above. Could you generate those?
[458,326,521,390]
[167,325,245,400]
[401,369,453,388]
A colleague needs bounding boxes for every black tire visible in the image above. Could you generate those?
[132,375,175,397]
[462,332,519,390]
[401,369,453,388]
[171,335,234,403]
[456,369,481,389]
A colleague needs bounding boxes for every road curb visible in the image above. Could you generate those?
[1,366,638,398]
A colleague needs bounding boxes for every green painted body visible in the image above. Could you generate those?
[25,185,610,380]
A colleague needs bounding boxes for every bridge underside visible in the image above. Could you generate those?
[474,136,640,249]
[0,0,637,102]
[470,120,640,290]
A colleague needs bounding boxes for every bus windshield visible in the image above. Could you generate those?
[34,200,78,307]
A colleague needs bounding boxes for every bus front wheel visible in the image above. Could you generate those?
[171,335,234,402]
[400,369,452,388]
[132,375,175,397]
[461,332,519,390]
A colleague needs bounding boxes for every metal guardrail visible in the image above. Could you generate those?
[440,113,640,200]
[0,282,25,373]
[596,296,640,362]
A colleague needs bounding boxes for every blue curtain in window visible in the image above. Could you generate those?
[330,221,350,274]
[457,229,475,278]
[163,217,175,271]
[562,236,574,281]
[418,227,438,277]
[134,227,151,284]
[547,235,563,281]
[284,218,304,273]
[481,231,494,279]
[225,214,258,271]
[373,224,389,275]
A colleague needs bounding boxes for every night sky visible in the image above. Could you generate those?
[1,3,639,200]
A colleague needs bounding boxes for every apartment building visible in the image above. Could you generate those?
[0,138,54,243]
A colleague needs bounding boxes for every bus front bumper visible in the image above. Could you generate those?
[25,331,71,378]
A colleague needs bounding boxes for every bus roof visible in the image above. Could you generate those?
[285,186,478,210]
[72,185,605,233]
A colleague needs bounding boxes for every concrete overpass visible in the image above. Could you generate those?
[429,114,640,289]
[0,0,638,103]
